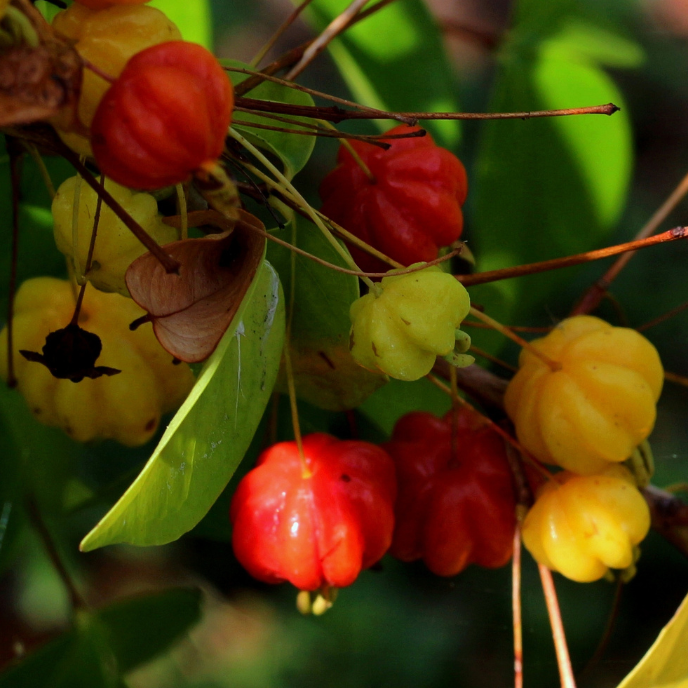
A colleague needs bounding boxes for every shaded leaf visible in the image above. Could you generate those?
[99,588,202,672]
[223,59,316,179]
[126,210,265,363]
[0,588,202,687]
[470,6,635,353]
[267,215,386,411]
[80,259,285,550]
[617,591,688,688]
[302,0,460,146]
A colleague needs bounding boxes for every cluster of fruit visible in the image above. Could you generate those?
[0,0,667,604]
[505,315,663,582]
[230,407,516,608]
[0,0,234,443]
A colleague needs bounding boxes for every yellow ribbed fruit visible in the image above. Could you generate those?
[52,176,177,296]
[52,3,181,157]
[0,277,194,446]
[522,466,650,582]
[505,315,663,475]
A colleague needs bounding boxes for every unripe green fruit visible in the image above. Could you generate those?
[349,266,472,381]
[52,176,177,296]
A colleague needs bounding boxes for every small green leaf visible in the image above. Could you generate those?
[148,0,212,48]
[267,216,386,411]
[80,260,285,550]
[223,59,316,179]
[99,588,202,672]
[617,591,688,688]
[302,0,460,146]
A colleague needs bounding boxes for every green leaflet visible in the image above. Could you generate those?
[223,59,316,180]
[267,215,386,411]
[80,260,285,550]
[300,0,460,146]
[470,7,637,353]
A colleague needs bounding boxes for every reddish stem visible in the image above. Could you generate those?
[459,227,688,287]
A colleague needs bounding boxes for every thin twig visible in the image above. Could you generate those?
[637,300,688,332]
[286,0,378,80]
[512,523,524,688]
[26,495,87,611]
[234,98,619,124]
[664,370,688,388]
[459,227,688,286]
[539,564,576,688]
[572,170,688,316]
[226,65,415,124]
[469,344,518,372]
[251,0,316,68]
[70,178,104,326]
[462,321,553,333]
[468,307,562,372]
[6,139,22,388]
[23,143,55,199]
[62,150,180,274]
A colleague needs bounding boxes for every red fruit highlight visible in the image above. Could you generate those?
[91,41,234,190]
[230,434,397,591]
[319,124,468,273]
[385,409,516,576]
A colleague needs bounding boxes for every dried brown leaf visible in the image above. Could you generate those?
[125,209,266,363]
[0,42,83,130]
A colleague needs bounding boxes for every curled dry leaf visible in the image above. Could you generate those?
[0,42,84,131]
[125,209,266,363]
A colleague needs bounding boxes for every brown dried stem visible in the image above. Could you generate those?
[459,227,688,287]
[572,170,688,316]
[637,300,688,332]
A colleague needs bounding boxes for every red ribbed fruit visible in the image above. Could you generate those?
[385,409,515,576]
[230,434,397,591]
[319,124,468,273]
[91,41,234,190]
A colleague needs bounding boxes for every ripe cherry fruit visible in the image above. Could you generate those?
[230,433,397,592]
[319,124,468,273]
[91,41,234,190]
[384,409,516,576]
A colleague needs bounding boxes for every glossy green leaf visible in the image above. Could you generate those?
[223,59,316,179]
[617,591,688,688]
[80,260,285,550]
[267,215,386,411]
[148,0,212,48]
[302,0,460,146]
[470,7,636,352]
[99,588,202,672]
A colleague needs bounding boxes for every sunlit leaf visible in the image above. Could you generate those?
[267,215,386,411]
[302,0,460,146]
[80,260,285,550]
[148,0,212,48]
[223,59,316,179]
[617,591,688,688]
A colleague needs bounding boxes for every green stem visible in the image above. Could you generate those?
[228,127,378,293]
